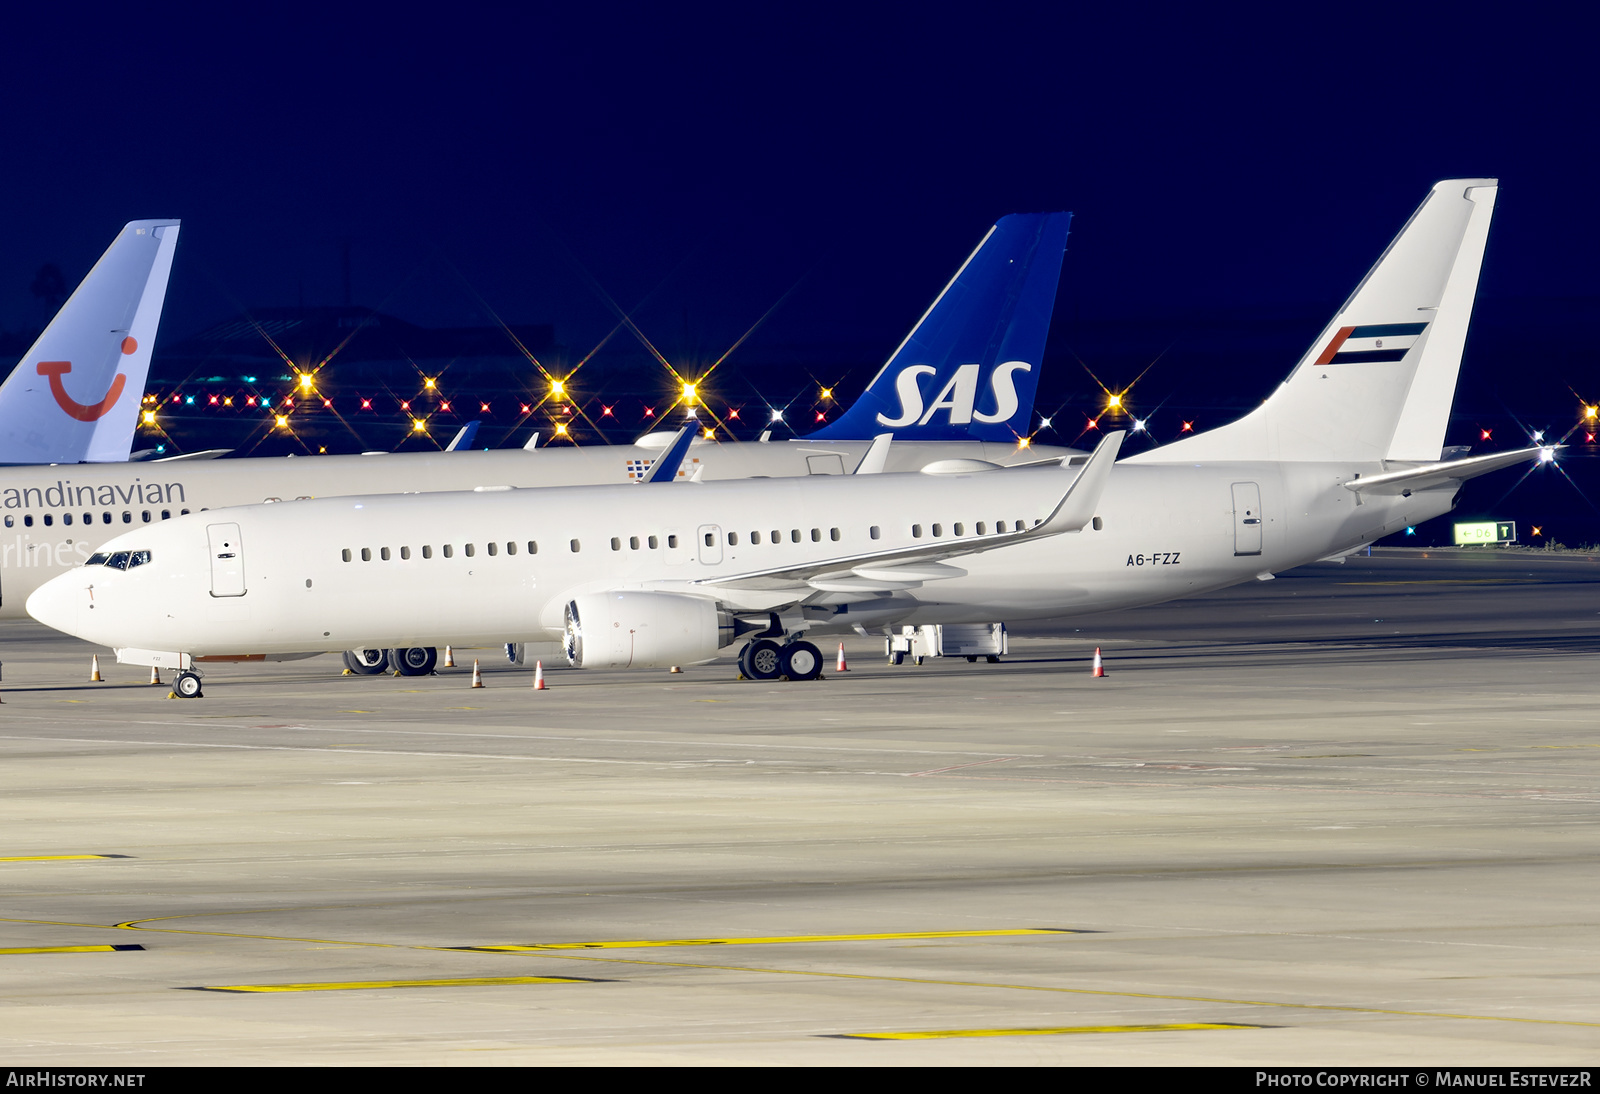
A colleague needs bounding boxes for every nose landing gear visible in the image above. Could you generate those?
[172,671,203,699]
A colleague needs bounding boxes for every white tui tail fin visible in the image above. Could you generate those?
[0,220,180,465]
[1125,180,1496,465]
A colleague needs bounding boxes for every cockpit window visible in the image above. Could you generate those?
[105,551,132,570]
[86,552,111,566]
[128,550,152,568]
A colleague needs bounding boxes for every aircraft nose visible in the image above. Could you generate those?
[26,570,85,637]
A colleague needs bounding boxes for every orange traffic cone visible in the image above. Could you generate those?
[470,659,484,688]
[150,666,163,686]
[533,660,547,690]
[443,645,455,668]
[836,643,849,672]
[668,665,683,673]
[1091,647,1106,678]
[90,655,103,683]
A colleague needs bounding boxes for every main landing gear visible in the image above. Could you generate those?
[342,647,438,677]
[736,637,824,682]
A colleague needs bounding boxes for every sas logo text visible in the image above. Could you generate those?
[876,361,1032,428]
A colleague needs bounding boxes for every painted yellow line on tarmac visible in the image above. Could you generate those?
[0,944,144,955]
[190,974,609,993]
[0,854,129,862]
[837,1022,1265,1040]
[460,928,1088,952]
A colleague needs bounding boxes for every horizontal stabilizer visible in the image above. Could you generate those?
[1344,446,1549,495]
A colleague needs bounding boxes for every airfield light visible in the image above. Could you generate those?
[424,377,436,390]
[297,373,313,392]
[1085,418,1099,430]
[728,409,740,420]
[1586,405,1598,420]
[185,396,194,405]
[1533,430,1545,442]
[360,398,372,410]
[1540,447,1556,463]
[171,394,180,403]
[1132,418,1147,433]
[682,382,697,404]
[275,415,289,428]
[1481,428,1492,440]
[1038,417,1052,429]
[322,398,333,408]
[704,428,715,439]
[246,396,257,407]
[400,400,410,411]
[602,405,614,417]
[820,387,833,400]
[1405,526,1416,536]
[141,410,156,426]
[318,446,326,453]
[1532,526,1543,536]
[208,395,218,405]
[771,409,784,422]
[1181,420,1195,432]
[261,397,271,408]
[520,403,531,415]
[1588,433,1596,443]
[1107,393,1123,410]
[815,411,826,422]
[551,379,566,398]
[223,396,233,407]
[480,402,491,413]
[1018,437,1031,449]
[555,422,568,435]
[644,407,655,418]
[412,418,427,433]
[440,401,451,412]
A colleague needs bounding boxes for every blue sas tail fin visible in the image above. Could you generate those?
[808,211,1070,442]
[0,219,180,465]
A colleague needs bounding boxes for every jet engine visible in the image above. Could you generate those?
[563,592,734,669]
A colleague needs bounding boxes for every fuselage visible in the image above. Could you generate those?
[0,436,1066,618]
[27,458,1453,659]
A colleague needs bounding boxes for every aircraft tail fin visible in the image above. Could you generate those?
[807,211,1071,442]
[0,220,180,464]
[1125,180,1496,465]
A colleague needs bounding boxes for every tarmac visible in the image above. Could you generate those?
[1,546,1596,1065]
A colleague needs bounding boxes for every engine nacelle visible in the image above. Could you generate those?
[563,592,732,669]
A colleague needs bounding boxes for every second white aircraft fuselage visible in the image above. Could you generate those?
[28,459,1450,659]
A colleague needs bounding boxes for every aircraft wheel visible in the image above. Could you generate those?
[780,640,823,682]
[986,655,1000,664]
[740,639,785,681]
[966,655,977,663]
[388,647,438,676]
[913,655,926,666]
[888,651,905,666]
[343,648,387,675]
[173,671,203,699]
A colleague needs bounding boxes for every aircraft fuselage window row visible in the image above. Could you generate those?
[5,509,184,529]
[335,518,1041,566]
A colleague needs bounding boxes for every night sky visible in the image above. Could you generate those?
[2,6,1596,541]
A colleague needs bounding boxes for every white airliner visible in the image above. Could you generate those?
[0,219,180,465]
[27,180,1548,697]
[3,213,1076,672]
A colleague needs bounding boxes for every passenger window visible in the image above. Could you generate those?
[43,514,52,526]
[750,531,761,545]
[142,511,151,522]
[727,532,739,546]
[869,525,880,540]
[830,528,840,541]
[161,510,171,520]
[667,535,678,549]
[648,535,658,549]
[401,546,411,560]
[63,513,72,526]
[465,543,476,557]
[181,509,190,515]
[528,541,538,554]
[932,524,942,537]
[770,530,780,543]
[507,542,517,555]
[790,530,801,542]
[443,544,455,558]
[912,524,922,538]
[361,548,372,561]
[629,536,639,550]
[103,512,112,524]
[954,523,964,535]
[24,515,34,527]
[381,547,392,561]
[810,528,821,542]
[422,545,433,559]
[704,533,714,547]
[2,515,11,528]
[487,542,498,556]
[342,549,352,562]
[122,512,131,523]
[976,521,987,535]
[570,539,581,553]
[611,537,621,551]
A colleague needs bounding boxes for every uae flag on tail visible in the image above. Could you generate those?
[1314,322,1429,364]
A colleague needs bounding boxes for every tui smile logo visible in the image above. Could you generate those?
[36,337,136,422]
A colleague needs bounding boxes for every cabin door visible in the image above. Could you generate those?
[1231,482,1263,556]
[207,523,248,596]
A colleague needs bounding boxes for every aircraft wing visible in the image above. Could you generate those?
[694,431,1123,592]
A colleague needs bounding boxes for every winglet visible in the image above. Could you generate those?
[640,426,696,483]
[1036,430,1124,533]
[522,431,540,450]
[446,421,481,451]
[852,433,893,474]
